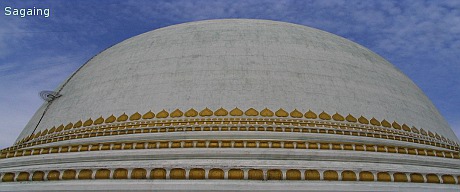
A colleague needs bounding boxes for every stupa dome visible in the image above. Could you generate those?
[1,19,459,191]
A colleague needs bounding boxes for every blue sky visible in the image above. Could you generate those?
[0,0,459,149]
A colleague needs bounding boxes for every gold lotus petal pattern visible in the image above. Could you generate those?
[56,124,64,132]
[411,127,420,134]
[170,109,183,118]
[129,112,142,121]
[275,108,288,117]
[370,118,381,126]
[346,114,357,122]
[381,120,391,128]
[48,127,56,134]
[64,123,73,130]
[229,107,243,116]
[214,108,228,116]
[245,108,259,116]
[94,116,104,125]
[358,116,369,124]
[7,107,459,151]
[83,118,93,126]
[319,111,331,120]
[199,108,213,116]
[305,110,317,119]
[142,111,155,119]
[392,121,401,130]
[184,108,198,117]
[332,113,345,121]
[117,114,128,122]
[105,115,116,123]
[260,108,274,117]
[290,109,303,118]
[156,110,169,118]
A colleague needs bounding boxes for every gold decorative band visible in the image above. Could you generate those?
[19,108,455,143]
[1,112,458,152]
[1,139,459,160]
[1,167,458,184]
[6,108,458,152]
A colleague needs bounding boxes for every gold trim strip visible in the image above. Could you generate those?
[1,139,459,160]
[1,167,458,184]
[4,117,458,153]
[17,108,456,146]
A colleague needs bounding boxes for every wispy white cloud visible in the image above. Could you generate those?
[0,16,32,58]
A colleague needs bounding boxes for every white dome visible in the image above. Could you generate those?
[18,19,457,143]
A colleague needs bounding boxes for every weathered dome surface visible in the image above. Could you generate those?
[16,19,459,143]
[1,19,459,191]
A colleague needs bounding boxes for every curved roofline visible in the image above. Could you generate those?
[19,19,457,144]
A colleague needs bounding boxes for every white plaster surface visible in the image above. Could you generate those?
[17,19,456,143]
[17,19,457,142]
